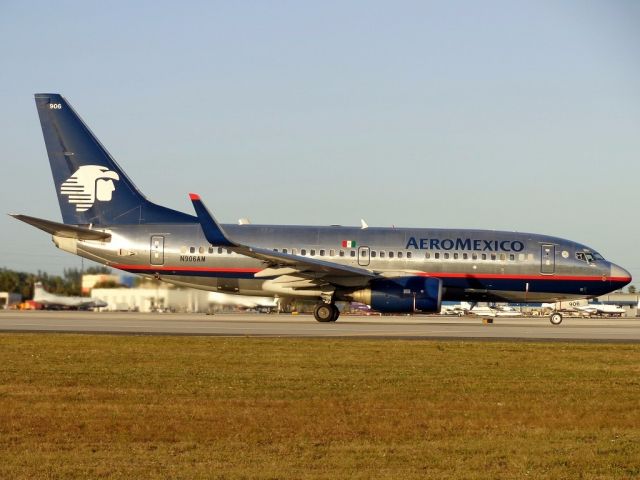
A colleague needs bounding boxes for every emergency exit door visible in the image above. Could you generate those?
[358,246,370,266]
[150,235,165,265]
[540,244,555,274]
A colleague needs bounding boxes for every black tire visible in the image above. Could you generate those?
[314,303,334,323]
[330,304,340,322]
[550,312,563,325]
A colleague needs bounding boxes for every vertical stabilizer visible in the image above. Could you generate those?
[34,94,195,225]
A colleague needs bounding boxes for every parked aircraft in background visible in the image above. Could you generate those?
[541,299,589,312]
[578,303,626,317]
[465,303,523,318]
[441,302,471,316]
[33,282,107,310]
[11,94,632,325]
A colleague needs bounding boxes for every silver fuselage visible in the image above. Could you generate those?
[53,223,630,303]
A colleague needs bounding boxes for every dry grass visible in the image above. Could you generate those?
[0,334,639,479]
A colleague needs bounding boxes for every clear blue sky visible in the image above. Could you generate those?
[1,1,639,285]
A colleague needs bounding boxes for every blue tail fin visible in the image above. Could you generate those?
[34,93,195,225]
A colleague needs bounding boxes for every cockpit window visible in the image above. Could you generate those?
[576,251,597,263]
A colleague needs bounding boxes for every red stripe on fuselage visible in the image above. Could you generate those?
[416,272,627,282]
[112,264,261,274]
[111,263,627,283]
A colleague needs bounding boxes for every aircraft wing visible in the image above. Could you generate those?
[189,194,376,287]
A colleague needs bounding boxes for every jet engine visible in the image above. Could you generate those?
[343,277,442,313]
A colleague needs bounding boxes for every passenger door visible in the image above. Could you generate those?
[540,244,555,274]
[150,235,165,266]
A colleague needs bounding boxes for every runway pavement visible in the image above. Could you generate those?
[1,310,639,341]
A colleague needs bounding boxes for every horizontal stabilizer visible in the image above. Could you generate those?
[10,214,111,241]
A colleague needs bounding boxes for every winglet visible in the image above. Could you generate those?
[189,194,235,247]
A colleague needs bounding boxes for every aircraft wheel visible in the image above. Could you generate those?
[550,312,563,325]
[314,303,335,323]
[330,304,340,322]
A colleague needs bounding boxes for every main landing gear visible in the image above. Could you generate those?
[549,312,563,325]
[313,303,340,323]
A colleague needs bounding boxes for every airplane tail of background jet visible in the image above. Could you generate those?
[34,94,195,226]
[32,282,50,302]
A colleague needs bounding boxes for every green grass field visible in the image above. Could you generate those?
[1,334,639,479]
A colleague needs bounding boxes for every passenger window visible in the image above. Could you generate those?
[491,253,497,261]
[371,251,377,258]
[444,253,450,259]
[273,248,278,252]
[350,250,356,257]
[292,248,298,255]
[330,249,335,256]
[199,246,205,254]
[190,247,195,254]
[208,247,214,254]
[310,249,316,256]
[481,254,487,260]
[339,250,345,257]
[463,253,468,260]
[218,247,223,254]
[379,251,385,258]
[388,252,394,259]
[509,254,515,261]
[398,252,403,259]
[453,253,459,260]
[406,252,412,259]
[472,253,477,260]
[319,249,325,256]
[282,248,288,254]
[425,252,430,259]
[301,249,307,256]
[435,252,440,259]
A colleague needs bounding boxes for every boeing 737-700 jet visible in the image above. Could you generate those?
[11,94,632,324]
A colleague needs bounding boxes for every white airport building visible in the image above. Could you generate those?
[91,286,211,313]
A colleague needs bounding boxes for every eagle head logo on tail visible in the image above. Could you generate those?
[60,165,120,212]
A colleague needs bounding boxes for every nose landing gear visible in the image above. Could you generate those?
[313,303,340,322]
[549,312,563,325]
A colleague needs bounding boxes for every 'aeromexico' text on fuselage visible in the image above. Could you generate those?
[405,237,525,252]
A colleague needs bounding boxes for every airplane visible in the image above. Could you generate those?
[32,281,107,310]
[578,303,626,317]
[465,303,523,318]
[10,93,632,325]
[440,301,470,316]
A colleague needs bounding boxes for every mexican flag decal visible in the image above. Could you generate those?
[341,240,357,248]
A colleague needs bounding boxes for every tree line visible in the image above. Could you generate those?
[0,266,112,299]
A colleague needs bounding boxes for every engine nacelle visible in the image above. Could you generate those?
[345,277,442,313]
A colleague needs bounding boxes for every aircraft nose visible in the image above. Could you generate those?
[610,263,632,286]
